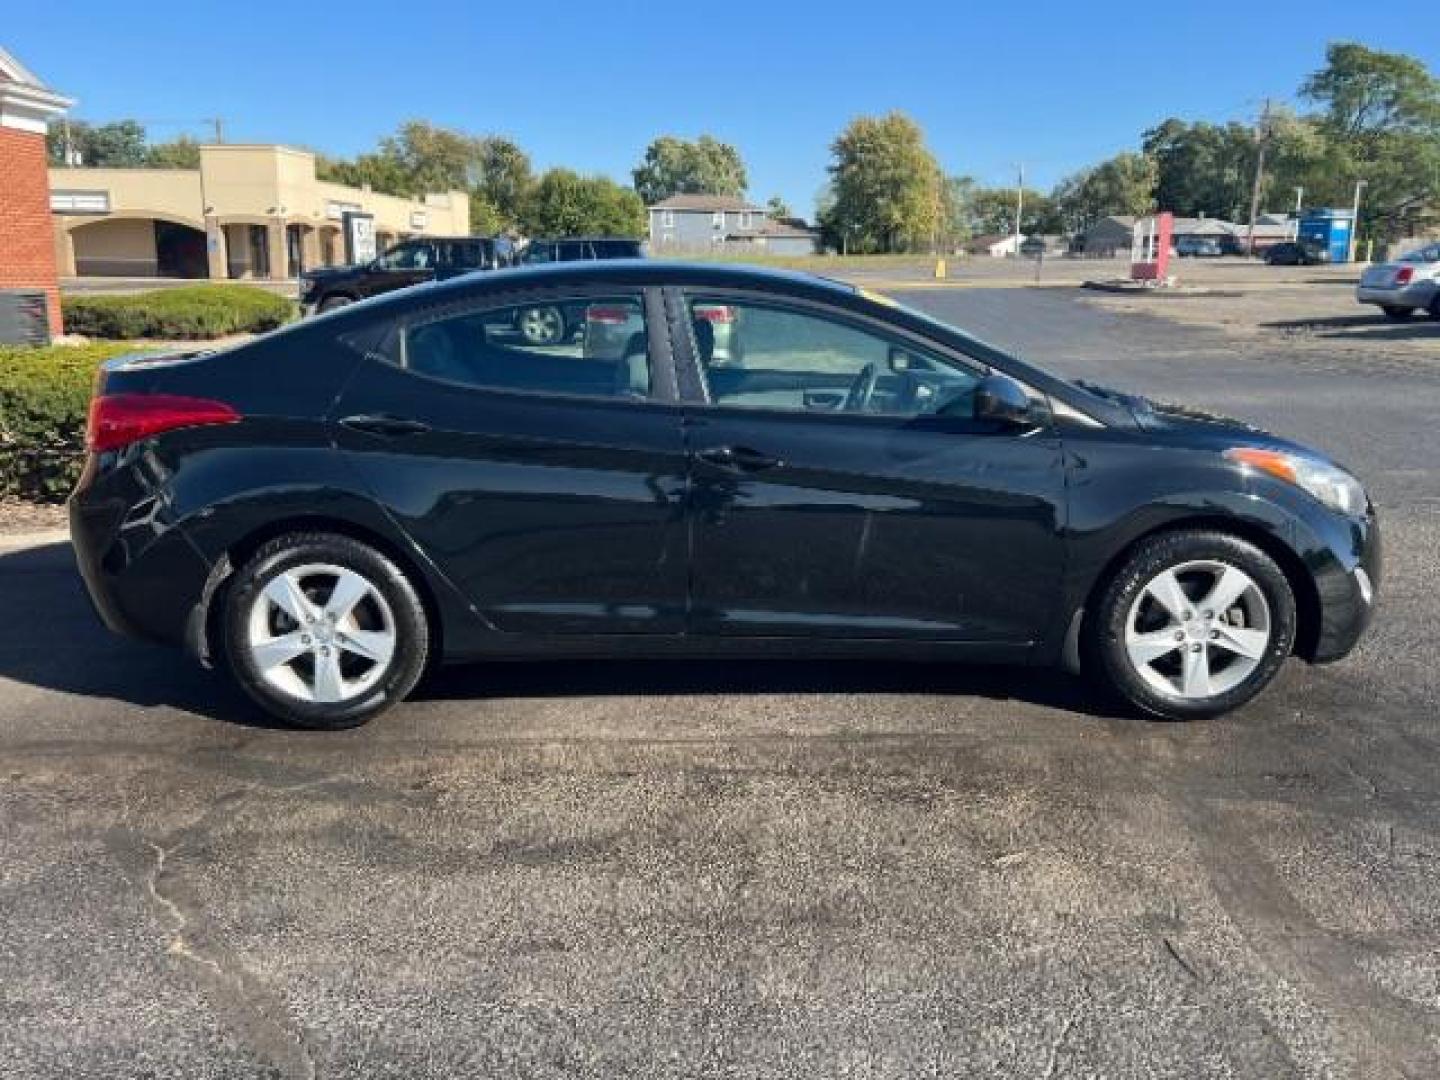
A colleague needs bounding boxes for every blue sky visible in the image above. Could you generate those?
[9,2,1437,216]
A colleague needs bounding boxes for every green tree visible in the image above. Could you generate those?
[1143,118,1256,219]
[47,120,149,167]
[1051,152,1157,233]
[520,169,646,237]
[473,137,533,227]
[315,151,415,199]
[766,195,792,220]
[632,135,747,205]
[825,112,944,253]
[1301,42,1440,240]
[959,184,1055,236]
[145,135,202,169]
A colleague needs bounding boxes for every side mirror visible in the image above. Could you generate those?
[973,374,1037,428]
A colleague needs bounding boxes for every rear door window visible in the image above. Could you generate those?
[396,294,652,400]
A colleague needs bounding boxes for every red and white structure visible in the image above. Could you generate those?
[0,47,74,337]
[1129,211,1174,283]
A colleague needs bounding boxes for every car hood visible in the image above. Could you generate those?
[1073,379,1319,454]
[301,264,363,282]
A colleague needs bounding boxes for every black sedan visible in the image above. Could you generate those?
[71,263,1380,728]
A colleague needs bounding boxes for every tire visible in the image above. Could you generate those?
[1381,305,1413,321]
[1428,295,1440,320]
[319,295,354,313]
[222,533,429,729]
[1083,530,1297,721]
[517,304,566,345]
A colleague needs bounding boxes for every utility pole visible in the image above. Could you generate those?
[1348,180,1367,263]
[206,117,225,144]
[1245,99,1272,257]
[1014,163,1024,259]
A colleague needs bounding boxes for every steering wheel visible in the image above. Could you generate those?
[843,362,881,413]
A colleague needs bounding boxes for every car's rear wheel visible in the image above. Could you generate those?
[1381,305,1413,320]
[517,305,566,345]
[1428,295,1440,320]
[222,533,429,728]
[1085,530,1297,721]
[318,295,353,313]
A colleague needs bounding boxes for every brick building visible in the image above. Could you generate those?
[0,47,73,337]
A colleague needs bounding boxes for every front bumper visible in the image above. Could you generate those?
[1308,507,1381,663]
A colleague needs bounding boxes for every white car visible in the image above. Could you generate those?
[1357,242,1440,319]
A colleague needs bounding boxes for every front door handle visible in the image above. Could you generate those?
[339,414,432,438]
[697,445,782,472]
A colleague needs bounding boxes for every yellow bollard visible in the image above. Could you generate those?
[933,257,947,279]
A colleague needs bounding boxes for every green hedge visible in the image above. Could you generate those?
[0,343,136,502]
[63,284,294,340]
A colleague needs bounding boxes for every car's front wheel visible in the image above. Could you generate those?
[1085,530,1297,720]
[1381,305,1413,320]
[222,533,429,728]
[318,295,353,313]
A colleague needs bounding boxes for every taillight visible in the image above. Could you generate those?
[585,305,631,325]
[694,305,734,324]
[1394,266,1415,285]
[86,393,239,452]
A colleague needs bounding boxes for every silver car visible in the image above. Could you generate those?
[1357,242,1440,319]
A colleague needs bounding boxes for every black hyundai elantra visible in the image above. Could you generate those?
[71,262,1379,728]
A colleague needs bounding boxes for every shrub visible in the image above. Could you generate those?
[63,284,295,340]
[0,343,136,502]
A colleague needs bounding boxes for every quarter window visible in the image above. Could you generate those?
[685,297,983,418]
[397,294,651,400]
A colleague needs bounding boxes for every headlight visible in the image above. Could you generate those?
[1224,447,1367,515]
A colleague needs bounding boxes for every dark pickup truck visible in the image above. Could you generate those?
[299,236,516,313]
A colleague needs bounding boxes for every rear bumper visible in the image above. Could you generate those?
[69,463,213,648]
[1357,282,1437,308]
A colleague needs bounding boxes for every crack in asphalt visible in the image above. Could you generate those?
[131,787,320,1080]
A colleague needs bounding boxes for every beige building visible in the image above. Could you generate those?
[49,143,470,280]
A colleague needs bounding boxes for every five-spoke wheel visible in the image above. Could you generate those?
[1087,530,1297,720]
[224,534,429,728]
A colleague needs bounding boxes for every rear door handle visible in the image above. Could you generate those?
[339,414,432,438]
[696,445,782,471]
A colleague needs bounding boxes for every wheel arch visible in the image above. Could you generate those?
[1066,514,1322,670]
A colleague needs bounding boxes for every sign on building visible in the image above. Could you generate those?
[342,211,376,265]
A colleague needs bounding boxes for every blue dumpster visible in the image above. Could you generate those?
[1297,209,1355,264]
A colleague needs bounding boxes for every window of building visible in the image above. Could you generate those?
[50,190,109,213]
[397,294,651,400]
[712,211,725,230]
[660,210,675,228]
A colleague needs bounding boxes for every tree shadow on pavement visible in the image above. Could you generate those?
[0,541,1123,728]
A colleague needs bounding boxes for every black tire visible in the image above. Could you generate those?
[222,532,429,729]
[318,295,354,313]
[1381,305,1413,321]
[1428,295,1440,320]
[1083,530,1297,721]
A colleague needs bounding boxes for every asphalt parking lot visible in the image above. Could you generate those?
[3,286,1438,1078]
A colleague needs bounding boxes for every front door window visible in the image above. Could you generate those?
[685,297,983,419]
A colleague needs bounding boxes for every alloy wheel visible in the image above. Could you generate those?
[245,563,397,704]
[1123,560,1272,700]
[519,306,564,345]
